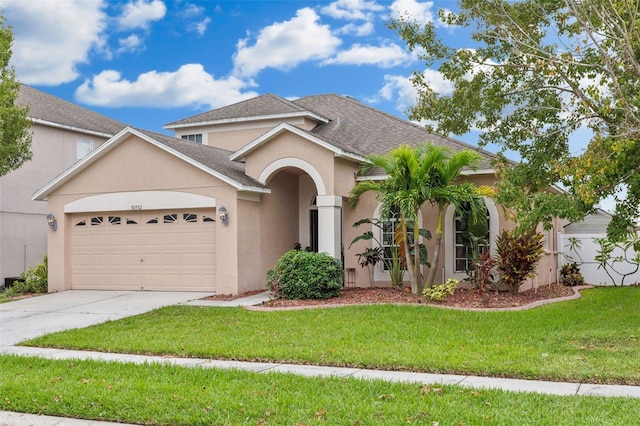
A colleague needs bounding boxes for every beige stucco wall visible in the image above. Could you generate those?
[236,196,264,294]
[45,135,241,293]
[257,171,300,281]
[243,132,336,193]
[175,116,319,152]
[0,123,109,281]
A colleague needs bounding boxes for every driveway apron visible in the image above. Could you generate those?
[0,290,213,346]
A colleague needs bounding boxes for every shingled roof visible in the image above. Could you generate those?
[17,84,127,137]
[134,128,267,190]
[165,93,325,128]
[165,93,496,170]
[293,94,495,169]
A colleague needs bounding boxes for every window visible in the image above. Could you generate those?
[181,134,202,144]
[108,216,121,225]
[91,216,103,226]
[77,139,94,160]
[203,215,215,223]
[380,207,414,271]
[454,203,490,273]
[183,213,198,223]
[164,213,178,223]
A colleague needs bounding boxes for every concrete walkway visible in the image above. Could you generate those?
[2,290,640,425]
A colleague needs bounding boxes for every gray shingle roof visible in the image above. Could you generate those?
[135,128,266,190]
[165,93,313,127]
[18,84,127,136]
[293,94,495,170]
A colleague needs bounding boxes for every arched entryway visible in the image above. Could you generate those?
[257,158,341,260]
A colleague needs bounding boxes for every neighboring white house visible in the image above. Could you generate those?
[0,85,126,285]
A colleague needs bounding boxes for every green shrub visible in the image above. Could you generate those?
[423,278,458,301]
[560,262,584,286]
[266,250,343,300]
[495,229,544,294]
[4,256,48,296]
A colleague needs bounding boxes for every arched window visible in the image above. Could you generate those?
[444,197,499,280]
[454,202,490,273]
[372,204,422,281]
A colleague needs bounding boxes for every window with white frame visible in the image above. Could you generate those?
[380,206,414,271]
[454,202,490,273]
[77,139,94,160]
[181,134,202,144]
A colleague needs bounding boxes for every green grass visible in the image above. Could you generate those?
[1,355,639,425]
[23,287,640,385]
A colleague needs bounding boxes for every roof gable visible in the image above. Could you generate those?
[33,127,268,201]
[230,122,364,163]
[18,84,127,137]
[164,93,328,129]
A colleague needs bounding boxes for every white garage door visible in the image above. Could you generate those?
[71,209,216,291]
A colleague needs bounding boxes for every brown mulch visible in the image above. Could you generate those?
[214,282,584,310]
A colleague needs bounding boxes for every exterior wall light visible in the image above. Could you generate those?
[46,213,57,231]
[219,205,229,226]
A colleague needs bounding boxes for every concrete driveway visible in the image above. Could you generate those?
[0,290,213,346]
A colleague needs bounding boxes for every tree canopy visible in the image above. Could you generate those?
[391,0,640,240]
[0,12,31,177]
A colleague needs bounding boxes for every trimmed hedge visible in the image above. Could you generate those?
[266,250,343,300]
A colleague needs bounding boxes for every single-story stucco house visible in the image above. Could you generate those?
[34,93,563,294]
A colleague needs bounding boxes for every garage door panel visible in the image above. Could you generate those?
[72,208,216,291]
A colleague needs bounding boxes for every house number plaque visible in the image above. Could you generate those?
[131,205,143,210]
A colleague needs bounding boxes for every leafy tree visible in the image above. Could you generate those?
[0,12,31,176]
[349,143,491,293]
[391,0,640,241]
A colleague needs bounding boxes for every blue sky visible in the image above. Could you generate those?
[1,0,480,141]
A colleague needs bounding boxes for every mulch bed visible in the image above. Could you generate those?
[209,282,584,310]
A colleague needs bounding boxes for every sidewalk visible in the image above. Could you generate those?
[2,291,640,425]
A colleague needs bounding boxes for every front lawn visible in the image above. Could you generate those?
[23,287,640,385]
[1,355,639,425]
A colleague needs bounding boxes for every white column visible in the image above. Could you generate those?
[316,195,342,259]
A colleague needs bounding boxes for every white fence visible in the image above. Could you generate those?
[558,233,640,286]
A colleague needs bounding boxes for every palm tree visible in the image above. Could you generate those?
[350,143,492,294]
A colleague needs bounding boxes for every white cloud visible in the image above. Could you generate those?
[117,0,166,30]
[194,17,211,36]
[181,3,204,18]
[323,43,410,67]
[374,69,451,112]
[232,8,341,78]
[336,22,375,36]
[321,0,384,20]
[376,74,418,112]
[1,0,107,85]
[75,64,258,109]
[389,0,436,27]
[117,34,144,54]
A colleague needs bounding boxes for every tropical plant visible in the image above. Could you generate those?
[349,143,492,294]
[266,250,343,300]
[423,278,458,302]
[0,13,32,176]
[355,247,383,287]
[471,250,496,296]
[349,218,421,289]
[593,233,640,287]
[560,262,584,287]
[495,229,544,294]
